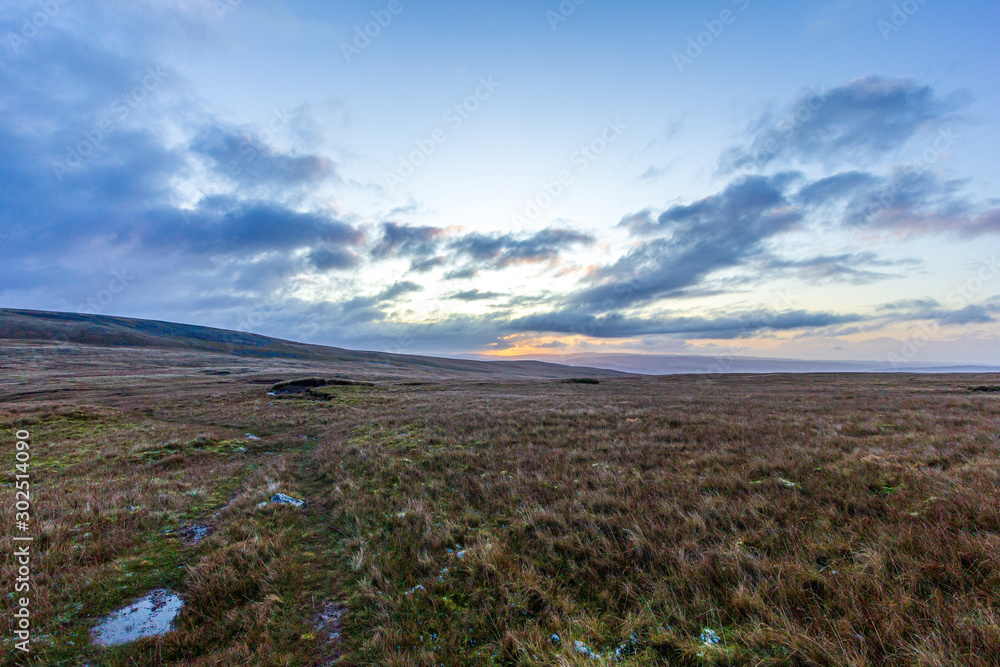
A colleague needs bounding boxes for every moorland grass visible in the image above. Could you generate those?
[1,346,998,665]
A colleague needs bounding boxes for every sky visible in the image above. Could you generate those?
[1,0,999,366]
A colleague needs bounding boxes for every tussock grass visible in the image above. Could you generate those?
[1,349,999,665]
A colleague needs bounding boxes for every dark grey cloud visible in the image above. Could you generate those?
[840,168,969,227]
[447,228,595,270]
[876,298,996,326]
[723,77,966,172]
[795,171,880,207]
[190,123,337,188]
[371,222,446,259]
[0,2,370,321]
[380,281,423,300]
[340,281,423,316]
[369,224,592,277]
[938,305,994,326]
[509,308,862,339]
[444,267,479,280]
[139,201,363,257]
[308,246,362,271]
[791,168,1000,237]
[876,298,940,312]
[409,256,447,273]
[447,290,505,301]
[1,13,995,359]
[759,251,918,284]
[581,175,802,309]
[273,304,867,354]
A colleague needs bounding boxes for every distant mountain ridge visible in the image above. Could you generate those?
[462,352,1000,375]
[0,308,623,380]
[3,308,997,377]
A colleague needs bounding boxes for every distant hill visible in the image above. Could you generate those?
[0,308,624,380]
[462,352,1000,375]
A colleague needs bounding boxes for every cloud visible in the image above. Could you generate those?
[447,228,595,270]
[444,267,479,280]
[379,281,423,300]
[723,77,966,172]
[792,168,1000,238]
[0,0,375,321]
[370,224,594,277]
[759,251,918,284]
[581,174,802,308]
[308,246,361,271]
[1,14,995,362]
[938,304,994,325]
[447,290,504,301]
[340,281,423,315]
[875,298,996,326]
[371,222,446,259]
[139,201,363,257]
[409,256,447,273]
[876,298,940,312]
[795,171,880,207]
[509,308,863,339]
[190,122,337,189]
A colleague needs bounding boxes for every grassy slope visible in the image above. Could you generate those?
[0,309,622,380]
[1,343,999,665]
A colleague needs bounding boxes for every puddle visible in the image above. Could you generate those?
[90,589,183,647]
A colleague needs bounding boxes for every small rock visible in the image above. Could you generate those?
[258,493,306,508]
[178,524,212,545]
[701,628,720,645]
[574,640,600,659]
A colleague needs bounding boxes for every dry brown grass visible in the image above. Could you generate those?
[1,343,999,665]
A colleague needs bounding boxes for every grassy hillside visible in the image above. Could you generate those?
[0,309,622,380]
[1,342,998,665]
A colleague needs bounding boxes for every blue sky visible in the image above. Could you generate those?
[1,0,999,364]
